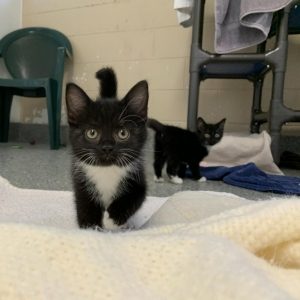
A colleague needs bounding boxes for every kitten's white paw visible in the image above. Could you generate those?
[102,211,123,231]
[169,175,183,185]
[154,175,164,183]
[198,176,207,182]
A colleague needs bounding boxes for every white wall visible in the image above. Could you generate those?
[0,0,22,38]
[16,1,300,133]
[0,0,22,122]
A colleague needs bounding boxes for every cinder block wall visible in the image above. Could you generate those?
[19,0,300,133]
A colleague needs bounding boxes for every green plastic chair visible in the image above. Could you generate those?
[0,27,72,149]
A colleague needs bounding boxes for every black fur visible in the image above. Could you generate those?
[66,67,148,229]
[95,67,117,98]
[148,117,226,180]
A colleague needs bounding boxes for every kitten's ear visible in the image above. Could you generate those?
[122,80,148,121]
[197,117,206,130]
[218,118,226,130]
[66,83,90,125]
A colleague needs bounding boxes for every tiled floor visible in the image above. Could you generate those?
[1,131,299,200]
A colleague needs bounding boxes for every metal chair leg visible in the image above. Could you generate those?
[251,78,264,133]
[187,71,200,131]
[269,71,286,164]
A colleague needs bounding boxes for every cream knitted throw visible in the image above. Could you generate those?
[1,196,300,299]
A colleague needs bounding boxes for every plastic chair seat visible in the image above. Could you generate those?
[199,62,268,78]
[0,78,52,89]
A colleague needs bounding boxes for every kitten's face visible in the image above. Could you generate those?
[66,81,148,167]
[197,117,226,146]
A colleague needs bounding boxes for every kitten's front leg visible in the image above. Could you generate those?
[166,159,183,184]
[75,184,103,228]
[102,211,130,231]
[105,181,146,230]
[178,163,188,178]
[190,162,207,182]
[190,162,201,180]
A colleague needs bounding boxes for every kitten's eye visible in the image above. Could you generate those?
[215,133,220,138]
[204,133,210,138]
[116,128,130,141]
[85,129,99,140]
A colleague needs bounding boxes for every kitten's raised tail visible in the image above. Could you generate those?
[95,67,117,98]
[147,118,165,132]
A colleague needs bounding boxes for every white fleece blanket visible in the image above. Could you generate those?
[1,177,300,299]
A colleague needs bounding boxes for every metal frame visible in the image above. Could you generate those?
[187,0,300,163]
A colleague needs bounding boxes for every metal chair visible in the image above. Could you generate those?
[187,0,300,163]
[0,27,72,149]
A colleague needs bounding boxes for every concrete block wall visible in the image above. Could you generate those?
[17,0,300,133]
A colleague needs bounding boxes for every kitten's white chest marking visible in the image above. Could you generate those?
[82,163,129,208]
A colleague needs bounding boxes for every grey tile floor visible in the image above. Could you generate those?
[0,131,299,200]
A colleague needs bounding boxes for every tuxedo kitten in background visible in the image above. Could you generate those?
[148,117,226,184]
[66,67,148,230]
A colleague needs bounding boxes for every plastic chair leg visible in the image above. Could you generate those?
[0,89,13,142]
[45,85,59,150]
[53,83,62,149]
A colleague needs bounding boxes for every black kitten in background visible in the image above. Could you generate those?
[148,117,226,184]
[66,68,148,230]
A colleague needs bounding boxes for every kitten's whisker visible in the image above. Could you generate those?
[119,114,146,125]
[120,119,138,128]
[78,154,92,162]
[78,150,97,165]
[119,148,139,154]
[118,156,129,168]
[122,153,136,161]
[82,155,94,165]
[118,102,131,121]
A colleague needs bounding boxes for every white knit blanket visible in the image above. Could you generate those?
[1,178,300,299]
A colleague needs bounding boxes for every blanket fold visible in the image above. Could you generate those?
[0,176,168,230]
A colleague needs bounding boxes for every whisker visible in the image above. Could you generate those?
[119,114,146,126]
[118,102,131,121]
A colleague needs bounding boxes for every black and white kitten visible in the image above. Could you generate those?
[148,117,226,184]
[66,67,148,230]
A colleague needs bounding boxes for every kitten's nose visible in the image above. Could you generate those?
[102,144,114,154]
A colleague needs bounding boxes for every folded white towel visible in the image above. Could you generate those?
[202,131,283,175]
